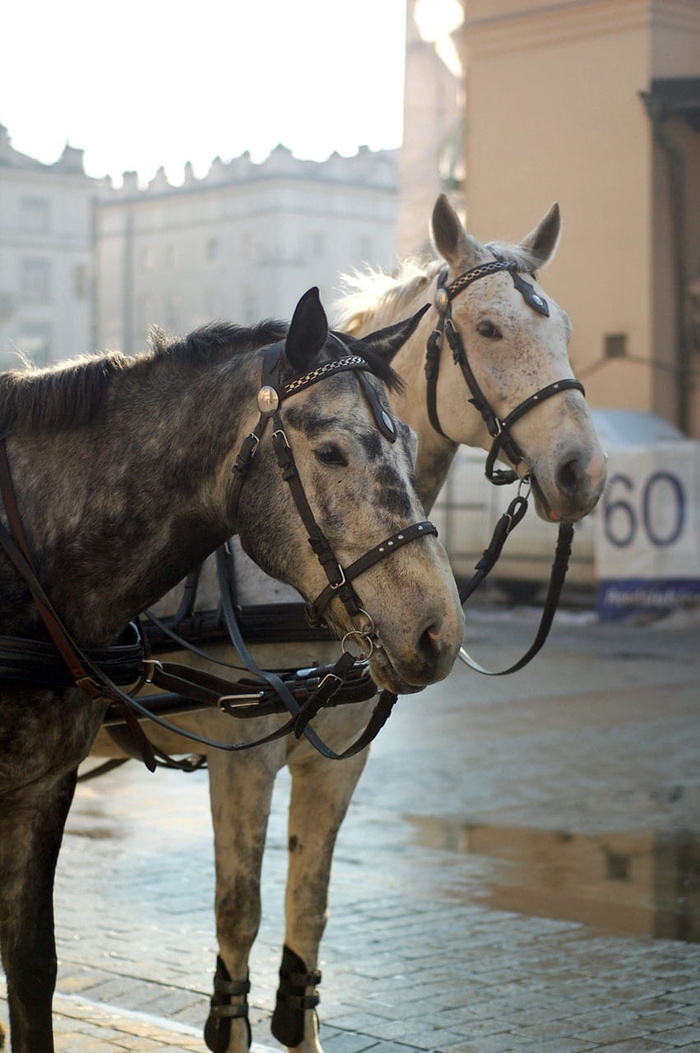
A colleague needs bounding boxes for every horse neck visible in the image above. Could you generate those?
[4,357,259,644]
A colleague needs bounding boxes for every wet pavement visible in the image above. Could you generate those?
[2,602,700,1051]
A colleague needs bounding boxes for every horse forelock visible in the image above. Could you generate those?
[484,240,542,275]
[0,320,288,436]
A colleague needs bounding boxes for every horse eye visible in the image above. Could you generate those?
[477,320,502,340]
[314,444,348,467]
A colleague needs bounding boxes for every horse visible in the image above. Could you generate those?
[83,195,607,1053]
[0,285,466,1053]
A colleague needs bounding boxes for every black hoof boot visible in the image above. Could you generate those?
[270,944,321,1048]
[204,956,252,1053]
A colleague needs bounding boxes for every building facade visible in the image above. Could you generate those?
[0,125,96,369]
[95,146,398,354]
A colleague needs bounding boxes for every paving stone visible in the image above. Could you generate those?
[3,614,700,1051]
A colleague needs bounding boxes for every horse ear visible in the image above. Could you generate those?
[431,194,481,271]
[520,202,561,269]
[285,287,329,372]
[357,304,431,363]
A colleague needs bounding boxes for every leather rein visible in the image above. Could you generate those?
[0,342,438,767]
[424,257,585,675]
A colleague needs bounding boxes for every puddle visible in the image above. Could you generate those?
[406,815,700,943]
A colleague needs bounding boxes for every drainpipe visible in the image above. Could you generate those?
[640,91,691,435]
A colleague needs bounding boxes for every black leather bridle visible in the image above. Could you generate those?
[229,341,437,633]
[425,258,585,484]
[424,257,586,675]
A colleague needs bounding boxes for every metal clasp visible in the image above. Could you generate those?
[142,659,163,683]
[518,473,532,500]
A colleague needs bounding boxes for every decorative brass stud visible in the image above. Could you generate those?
[257,385,279,413]
[435,288,449,314]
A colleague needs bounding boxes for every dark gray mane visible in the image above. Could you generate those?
[0,320,288,436]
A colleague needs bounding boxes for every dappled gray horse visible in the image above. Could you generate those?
[0,287,465,1053]
[89,196,607,1053]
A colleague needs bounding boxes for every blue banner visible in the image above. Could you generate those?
[598,578,700,619]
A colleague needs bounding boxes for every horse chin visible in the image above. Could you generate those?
[530,476,578,525]
[368,649,426,696]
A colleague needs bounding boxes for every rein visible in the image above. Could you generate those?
[424,258,582,675]
[0,344,437,765]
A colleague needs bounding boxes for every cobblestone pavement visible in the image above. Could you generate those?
[2,605,700,1052]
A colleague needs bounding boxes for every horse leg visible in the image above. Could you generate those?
[0,772,77,1053]
[271,748,370,1053]
[204,745,279,1053]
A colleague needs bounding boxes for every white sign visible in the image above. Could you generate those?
[595,442,700,618]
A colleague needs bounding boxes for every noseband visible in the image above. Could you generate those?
[425,258,585,484]
[230,341,437,636]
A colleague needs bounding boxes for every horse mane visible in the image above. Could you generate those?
[333,238,541,337]
[334,257,442,337]
[0,320,288,436]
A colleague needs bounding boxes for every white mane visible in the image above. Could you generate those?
[333,240,543,337]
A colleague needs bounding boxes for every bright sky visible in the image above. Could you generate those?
[2,0,407,185]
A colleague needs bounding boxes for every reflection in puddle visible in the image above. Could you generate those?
[406,816,700,943]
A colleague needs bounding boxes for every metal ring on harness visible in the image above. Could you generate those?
[341,629,375,660]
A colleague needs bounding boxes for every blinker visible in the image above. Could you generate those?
[257,385,279,414]
[511,271,549,317]
[356,370,397,442]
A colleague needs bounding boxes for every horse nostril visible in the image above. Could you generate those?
[557,456,583,496]
[418,621,444,664]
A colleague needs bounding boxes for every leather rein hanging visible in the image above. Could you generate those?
[424,258,586,675]
[0,344,438,765]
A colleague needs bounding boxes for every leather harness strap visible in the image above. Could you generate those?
[0,341,433,764]
[426,262,585,484]
[423,258,585,676]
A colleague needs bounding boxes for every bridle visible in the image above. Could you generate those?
[0,338,439,764]
[425,257,585,485]
[424,256,586,675]
[230,339,437,635]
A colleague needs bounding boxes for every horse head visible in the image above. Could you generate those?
[232,287,464,695]
[427,194,607,523]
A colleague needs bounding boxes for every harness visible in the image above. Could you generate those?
[0,342,438,768]
[424,257,586,674]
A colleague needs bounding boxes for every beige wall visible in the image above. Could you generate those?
[460,0,700,435]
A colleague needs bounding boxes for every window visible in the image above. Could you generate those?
[74,265,89,300]
[20,259,51,303]
[164,298,178,332]
[604,333,627,358]
[242,289,258,324]
[20,197,50,233]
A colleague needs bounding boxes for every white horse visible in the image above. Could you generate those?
[88,195,607,1053]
